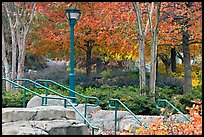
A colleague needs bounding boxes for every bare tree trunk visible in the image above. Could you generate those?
[149,2,161,101]
[4,2,17,81]
[2,2,36,88]
[2,25,11,90]
[182,29,192,93]
[96,57,103,75]
[85,43,92,77]
[181,3,192,93]
[133,2,154,90]
[171,46,176,73]
[138,39,146,89]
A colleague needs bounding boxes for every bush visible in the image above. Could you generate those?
[2,89,33,108]
[76,84,160,115]
[2,83,202,116]
[100,69,112,78]
[135,99,202,135]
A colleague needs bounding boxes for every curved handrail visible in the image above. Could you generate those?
[108,98,147,135]
[35,79,100,106]
[13,78,79,107]
[156,99,191,122]
[35,79,100,124]
[2,77,101,135]
[2,78,74,108]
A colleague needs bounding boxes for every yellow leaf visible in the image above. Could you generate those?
[135,126,143,135]
[129,124,134,133]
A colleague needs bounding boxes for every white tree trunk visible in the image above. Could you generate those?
[16,3,36,82]
[149,2,161,100]
[4,2,17,81]
[133,2,154,91]
[2,25,11,90]
[2,2,36,89]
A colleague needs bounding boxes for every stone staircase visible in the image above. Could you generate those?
[2,95,191,135]
[2,106,89,135]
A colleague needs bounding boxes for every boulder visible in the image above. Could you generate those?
[89,110,129,131]
[69,104,101,123]
[2,107,89,135]
[119,115,164,132]
[2,120,89,135]
[26,95,67,108]
[2,106,75,123]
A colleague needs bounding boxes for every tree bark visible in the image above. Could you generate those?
[85,42,92,77]
[182,29,192,93]
[95,57,103,75]
[149,2,161,100]
[2,2,36,89]
[159,54,171,77]
[2,25,12,90]
[133,2,153,90]
[5,2,17,81]
[171,46,176,73]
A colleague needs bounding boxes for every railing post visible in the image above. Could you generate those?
[64,99,67,108]
[45,81,48,105]
[84,98,87,124]
[114,100,118,135]
[23,81,27,108]
[92,128,94,135]
[42,97,44,106]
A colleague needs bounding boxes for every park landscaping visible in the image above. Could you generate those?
[2,2,202,135]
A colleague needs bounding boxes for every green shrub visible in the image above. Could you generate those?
[100,69,112,78]
[2,90,33,107]
[173,85,202,114]
[2,84,202,116]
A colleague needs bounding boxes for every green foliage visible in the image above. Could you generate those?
[2,83,202,116]
[173,86,202,114]
[100,69,113,78]
[76,84,160,115]
[125,69,139,79]
[2,90,33,107]
[155,86,177,99]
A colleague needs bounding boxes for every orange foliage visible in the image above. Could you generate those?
[135,99,202,135]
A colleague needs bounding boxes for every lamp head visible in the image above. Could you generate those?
[65,8,81,22]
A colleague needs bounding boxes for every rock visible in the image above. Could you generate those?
[26,95,71,108]
[68,104,101,123]
[167,114,191,122]
[2,107,89,135]
[2,120,89,135]
[89,110,129,131]
[119,115,164,132]
[119,115,141,132]
[2,121,48,135]
[2,106,75,123]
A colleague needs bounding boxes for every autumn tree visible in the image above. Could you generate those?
[28,2,138,76]
[157,2,202,92]
[2,2,36,90]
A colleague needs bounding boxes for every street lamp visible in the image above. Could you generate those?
[65,8,81,101]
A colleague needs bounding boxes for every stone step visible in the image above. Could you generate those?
[2,106,76,123]
[2,120,89,135]
[2,106,90,135]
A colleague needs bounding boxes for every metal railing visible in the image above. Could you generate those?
[13,78,79,107]
[156,99,191,122]
[2,77,101,135]
[35,79,100,124]
[108,98,147,135]
[2,78,77,108]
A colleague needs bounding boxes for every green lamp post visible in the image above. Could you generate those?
[65,8,81,101]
